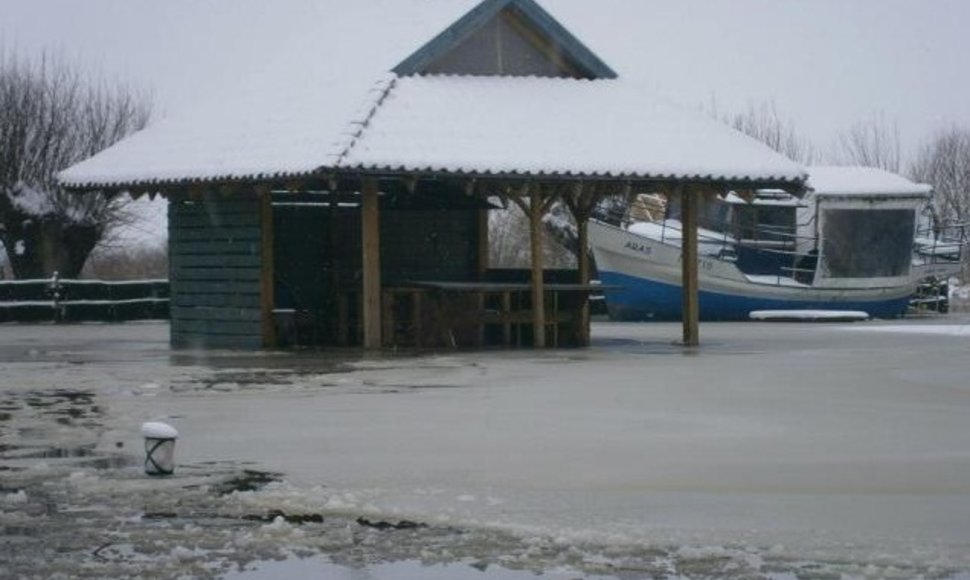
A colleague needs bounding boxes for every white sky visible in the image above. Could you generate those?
[3,0,969,168]
[5,0,968,250]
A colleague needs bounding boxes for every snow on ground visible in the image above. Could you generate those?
[2,319,970,578]
[750,309,870,321]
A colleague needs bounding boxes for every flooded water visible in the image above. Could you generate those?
[2,319,970,578]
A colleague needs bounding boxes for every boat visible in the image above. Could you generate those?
[588,166,966,321]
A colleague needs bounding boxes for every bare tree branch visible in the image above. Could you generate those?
[723,101,818,165]
[0,52,151,278]
[832,113,901,172]
[909,126,970,278]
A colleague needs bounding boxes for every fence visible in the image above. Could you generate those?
[0,275,169,323]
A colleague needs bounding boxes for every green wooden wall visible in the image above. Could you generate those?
[169,195,265,349]
[169,192,482,349]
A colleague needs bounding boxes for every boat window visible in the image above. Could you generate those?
[821,209,914,278]
[665,196,731,230]
[734,205,796,242]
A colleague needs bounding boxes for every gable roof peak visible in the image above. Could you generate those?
[393,0,617,80]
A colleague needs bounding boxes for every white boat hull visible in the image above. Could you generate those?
[589,220,915,321]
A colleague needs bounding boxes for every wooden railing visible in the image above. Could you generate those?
[0,275,169,323]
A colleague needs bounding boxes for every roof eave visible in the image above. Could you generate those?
[62,165,807,196]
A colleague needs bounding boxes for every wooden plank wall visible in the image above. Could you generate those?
[381,208,479,282]
[169,195,265,349]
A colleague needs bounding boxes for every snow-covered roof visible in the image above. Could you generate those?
[806,166,932,198]
[59,75,394,189]
[58,0,479,190]
[61,73,807,189]
[340,75,806,183]
[59,0,807,191]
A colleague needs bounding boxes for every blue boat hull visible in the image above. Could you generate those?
[599,271,912,321]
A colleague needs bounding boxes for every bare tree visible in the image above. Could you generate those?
[832,113,901,172]
[0,53,150,279]
[726,101,818,164]
[489,204,575,269]
[909,126,970,277]
[81,243,168,280]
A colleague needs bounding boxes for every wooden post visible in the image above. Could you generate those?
[259,190,276,348]
[477,208,489,279]
[680,185,700,346]
[361,179,382,349]
[328,189,341,344]
[382,289,394,347]
[476,208,489,345]
[562,183,599,347]
[529,186,546,348]
[576,215,591,346]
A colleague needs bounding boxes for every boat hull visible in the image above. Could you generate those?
[590,221,914,321]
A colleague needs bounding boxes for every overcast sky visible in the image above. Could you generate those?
[2,0,970,167]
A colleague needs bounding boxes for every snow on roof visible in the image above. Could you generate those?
[340,75,806,183]
[58,0,478,189]
[59,0,806,190]
[806,165,932,197]
[59,74,397,189]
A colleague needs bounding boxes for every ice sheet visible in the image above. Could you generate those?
[3,320,970,578]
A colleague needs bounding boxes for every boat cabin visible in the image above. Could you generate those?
[590,165,963,322]
[657,166,944,288]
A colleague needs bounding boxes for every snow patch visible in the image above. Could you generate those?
[750,309,870,321]
[141,421,179,439]
[2,489,28,505]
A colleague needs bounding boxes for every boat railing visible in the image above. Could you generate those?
[914,222,967,265]
[735,213,818,254]
[646,217,739,257]
[649,217,816,259]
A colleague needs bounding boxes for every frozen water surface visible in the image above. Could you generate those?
[2,318,970,578]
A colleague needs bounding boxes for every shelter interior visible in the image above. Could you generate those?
[167,0,622,351]
[167,179,596,350]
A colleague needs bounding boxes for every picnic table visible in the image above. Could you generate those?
[382,280,602,348]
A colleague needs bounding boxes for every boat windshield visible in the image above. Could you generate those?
[820,209,914,278]
[664,195,731,231]
[733,204,796,243]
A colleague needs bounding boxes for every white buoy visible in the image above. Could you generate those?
[141,422,179,476]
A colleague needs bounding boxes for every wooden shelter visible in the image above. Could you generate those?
[60,0,806,350]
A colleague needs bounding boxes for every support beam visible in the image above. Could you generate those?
[328,191,342,345]
[476,208,489,279]
[361,179,382,349]
[562,182,602,347]
[259,190,276,348]
[680,185,700,346]
[475,207,490,346]
[575,211,591,346]
[528,186,546,348]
